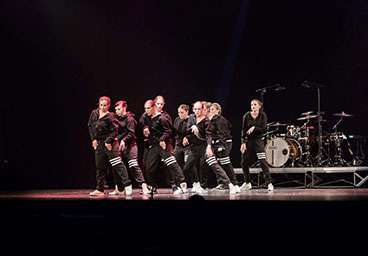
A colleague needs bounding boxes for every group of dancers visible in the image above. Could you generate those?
[87,95,274,196]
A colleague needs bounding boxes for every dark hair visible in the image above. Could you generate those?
[154,95,165,103]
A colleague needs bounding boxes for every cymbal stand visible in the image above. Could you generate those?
[315,87,324,166]
[300,121,313,166]
[301,81,327,166]
[331,117,348,166]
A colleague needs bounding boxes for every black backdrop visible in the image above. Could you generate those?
[1,0,368,189]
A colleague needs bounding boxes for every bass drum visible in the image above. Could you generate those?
[265,137,302,167]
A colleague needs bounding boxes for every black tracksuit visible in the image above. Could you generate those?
[183,114,230,187]
[173,116,190,169]
[115,112,145,186]
[88,109,131,192]
[241,111,272,184]
[210,114,239,185]
[141,112,185,188]
[140,111,176,187]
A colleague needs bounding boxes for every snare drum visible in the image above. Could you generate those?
[265,137,302,167]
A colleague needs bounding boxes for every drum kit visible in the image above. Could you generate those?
[256,81,363,168]
[264,111,356,167]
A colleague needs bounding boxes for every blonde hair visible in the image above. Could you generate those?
[251,98,263,109]
[211,102,222,115]
[178,104,189,112]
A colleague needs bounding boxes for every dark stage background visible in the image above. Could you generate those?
[1,0,368,189]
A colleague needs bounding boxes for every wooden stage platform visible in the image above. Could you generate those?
[1,188,368,201]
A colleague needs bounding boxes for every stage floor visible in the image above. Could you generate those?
[1,188,368,201]
[1,188,367,255]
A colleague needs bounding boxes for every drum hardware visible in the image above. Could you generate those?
[262,130,278,140]
[330,132,349,166]
[298,121,314,166]
[265,122,288,139]
[301,80,327,166]
[286,125,300,139]
[330,111,354,166]
[319,136,333,166]
[301,111,314,116]
[267,122,288,127]
[348,135,366,165]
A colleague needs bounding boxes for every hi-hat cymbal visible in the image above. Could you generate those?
[333,111,353,117]
[297,114,319,121]
[267,122,288,127]
[301,111,314,116]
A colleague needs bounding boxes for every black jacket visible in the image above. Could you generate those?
[241,111,267,143]
[186,114,213,146]
[88,109,118,144]
[210,114,232,144]
[173,116,189,146]
[115,112,137,146]
[141,112,172,146]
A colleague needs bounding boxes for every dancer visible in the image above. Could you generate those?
[87,96,132,196]
[110,100,150,195]
[173,104,190,169]
[153,95,177,187]
[240,99,273,191]
[208,102,240,193]
[141,99,187,194]
[183,101,237,194]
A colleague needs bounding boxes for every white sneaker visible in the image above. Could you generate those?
[147,186,158,194]
[235,185,241,193]
[180,182,187,193]
[196,184,208,194]
[229,183,238,194]
[108,185,120,195]
[125,185,133,196]
[89,190,104,196]
[212,184,227,192]
[141,183,150,195]
[109,189,124,196]
[173,186,183,195]
[267,183,274,192]
[191,182,198,193]
[240,182,252,191]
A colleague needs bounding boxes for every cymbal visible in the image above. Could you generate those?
[301,111,314,116]
[267,122,288,127]
[311,119,327,123]
[333,111,353,117]
[297,115,318,121]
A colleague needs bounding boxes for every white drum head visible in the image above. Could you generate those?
[265,137,290,167]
